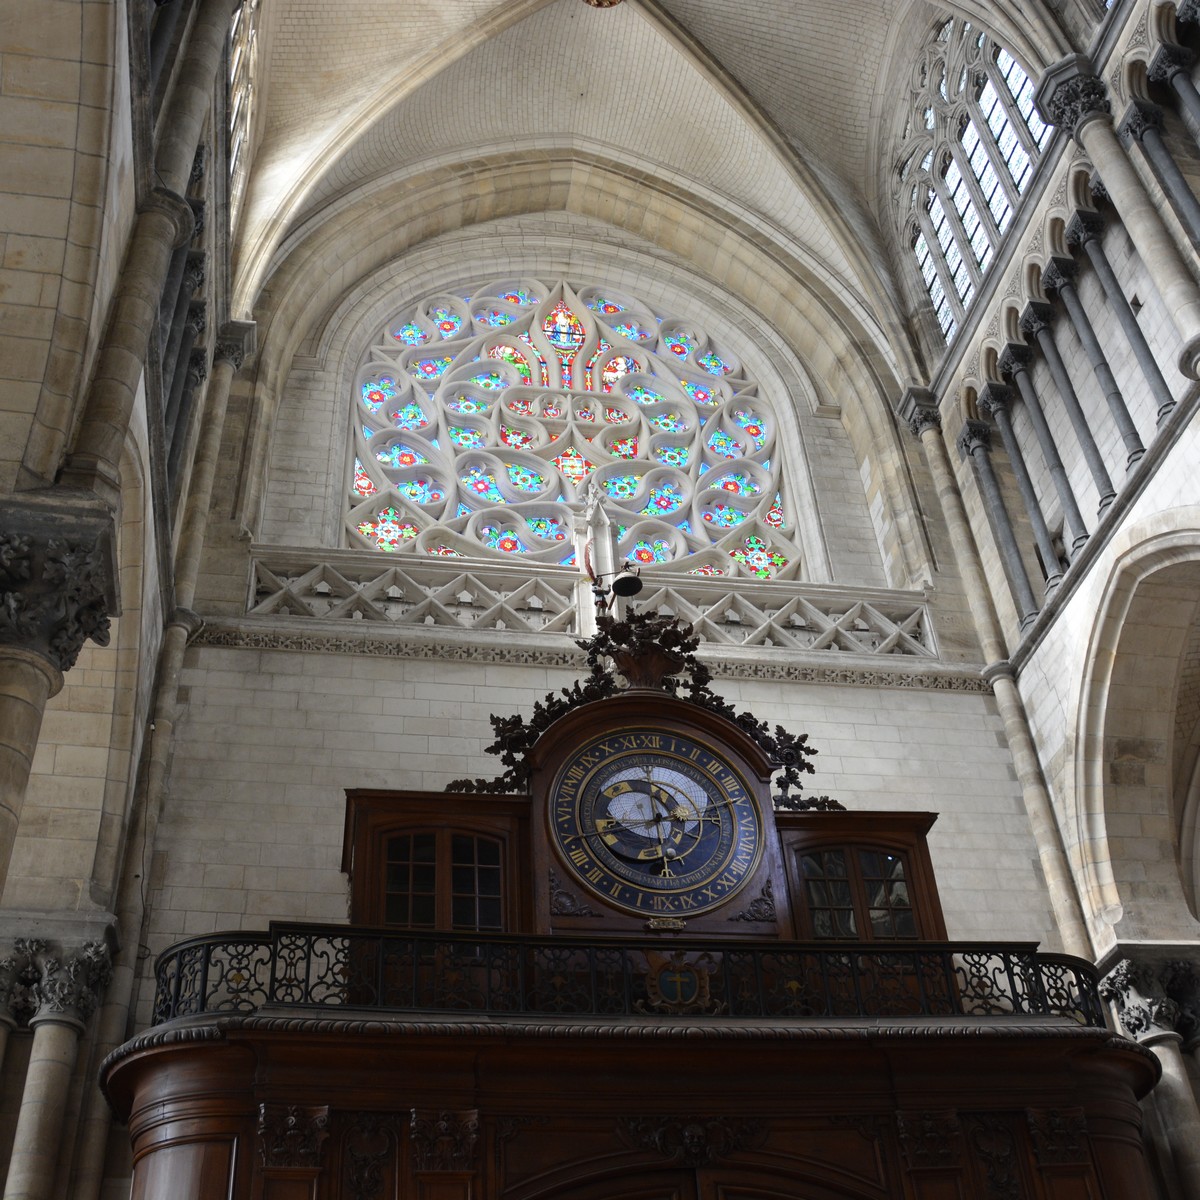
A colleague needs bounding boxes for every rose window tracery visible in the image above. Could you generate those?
[348,281,799,578]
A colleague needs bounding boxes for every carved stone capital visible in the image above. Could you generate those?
[1160,959,1200,1045]
[258,1104,331,1168]
[410,1109,479,1171]
[618,1115,765,1167]
[182,250,206,296]
[957,419,991,459]
[188,199,206,241]
[1041,255,1077,296]
[894,386,941,439]
[185,301,207,338]
[977,382,1014,418]
[1099,958,1183,1040]
[0,495,116,672]
[1034,57,1110,137]
[186,348,209,390]
[896,1110,963,1169]
[1019,300,1055,338]
[0,939,46,1026]
[214,320,256,372]
[1149,42,1195,86]
[581,0,625,7]
[189,144,207,187]
[1118,99,1165,145]
[1065,208,1104,249]
[1179,0,1200,28]
[997,342,1033,380]
[30,940,111,1028]
[1090,175,1110,207]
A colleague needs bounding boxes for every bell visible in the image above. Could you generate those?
[610,568,643,597]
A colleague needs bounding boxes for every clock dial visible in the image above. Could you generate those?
[549,729,763,917]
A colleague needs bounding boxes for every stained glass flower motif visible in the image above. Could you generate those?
[481,525,529,553]
[377,443,428,468]
[358,506,419,550]
[729,535,788,578]
[352,459,379,497]
[630,539,671,564]
[552,447,596,485]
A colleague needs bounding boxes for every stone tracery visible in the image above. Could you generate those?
[348,280,800,578]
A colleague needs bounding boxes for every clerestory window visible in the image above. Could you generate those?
[228,0,260,233]
[347,279,801,580]
[897,18,1051,341]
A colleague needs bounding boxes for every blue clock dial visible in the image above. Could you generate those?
[550,729,763,917]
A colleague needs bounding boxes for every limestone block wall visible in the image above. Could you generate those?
[133,640,1056,1027]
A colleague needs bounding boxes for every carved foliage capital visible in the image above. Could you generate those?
[997,342,1032,380]
[0,500,115,672]
[618,1115,765,1167]
[957,419,991,458]
[258,1104,331,1168]
[1100,958,1186,1039]
[896,1110,963,1170]
[1019,301,1055,338]
[894,387,941,439]
[1149,43,1195,86]
[978,383,1014,418]
[1041,256,1077,295]
[1118,99,1164,145]
[1036,64,1110,135]
[32,941,112,1025]
[1065,209,1104,249]
[410,1109,479,1171]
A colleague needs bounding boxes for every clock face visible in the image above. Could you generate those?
[549,729,763,917]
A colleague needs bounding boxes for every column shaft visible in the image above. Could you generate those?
[1045,260,1145,465]
[999,347,1090,551]
[980,386,1062,593]
[1120,101,1200,253]
[1146,1036,1200,1199]
[2,1020,81,1200]
[1069,211,1178,424]
[1022,305,1117,513]
[893,391,1090,956]
[0,653,62,894]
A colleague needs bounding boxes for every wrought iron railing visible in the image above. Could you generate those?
[150,923,1106,1027]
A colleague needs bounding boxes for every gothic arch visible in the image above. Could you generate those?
[1075,515,1200,946]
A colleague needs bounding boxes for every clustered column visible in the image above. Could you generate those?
[1118,99,1200,253]
[1036,55,1200,377]
[956,421,1040,630]
[1065,208,1178,426]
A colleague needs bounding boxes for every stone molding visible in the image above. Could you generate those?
[190,620,991,693]
[0,495,116,672]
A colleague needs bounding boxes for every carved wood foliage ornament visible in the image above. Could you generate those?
[618,1115,765,1166]
[257,1104,331,1168]
[409,1108,480,1171]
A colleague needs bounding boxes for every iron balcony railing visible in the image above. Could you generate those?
[150,923,1107,1027]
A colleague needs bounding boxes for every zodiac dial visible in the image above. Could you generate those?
[549,729,764,917]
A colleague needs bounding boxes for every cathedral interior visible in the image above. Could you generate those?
[2,0,1200,1196]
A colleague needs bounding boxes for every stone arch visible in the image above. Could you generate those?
[1076,516,1200,946]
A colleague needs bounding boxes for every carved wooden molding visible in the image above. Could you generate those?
[257,1104,331,1168]
[618,1115,765,1167]
[409,1109,480,1171]
[896,1109,963,1169]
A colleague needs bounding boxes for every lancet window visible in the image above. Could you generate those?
[896,18,1051,340]
[228,0,260,231]
[348,280,800,579]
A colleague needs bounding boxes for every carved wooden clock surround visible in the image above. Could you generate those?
[529,691,793,938]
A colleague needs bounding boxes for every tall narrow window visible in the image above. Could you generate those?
[895,17,1051,341]
[228,0,260,233]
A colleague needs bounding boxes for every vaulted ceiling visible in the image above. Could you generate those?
[235,0,1068,334]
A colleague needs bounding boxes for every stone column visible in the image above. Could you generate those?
[1020,301,1117,513]
[60,0,237,506]
[957,421,1039,630]
[1065,208,1178,425]
[1149,43,1200,150]
[997,342,1089,553]
[1101,960,1200,1198]
[3,943,111,1200]
[894,390,1091,957]
[1118,99,1200,253]
[1036,56,1200,378]
[978,383,1062,594]
[0,502,113,893]
[1041,256,1145,467]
